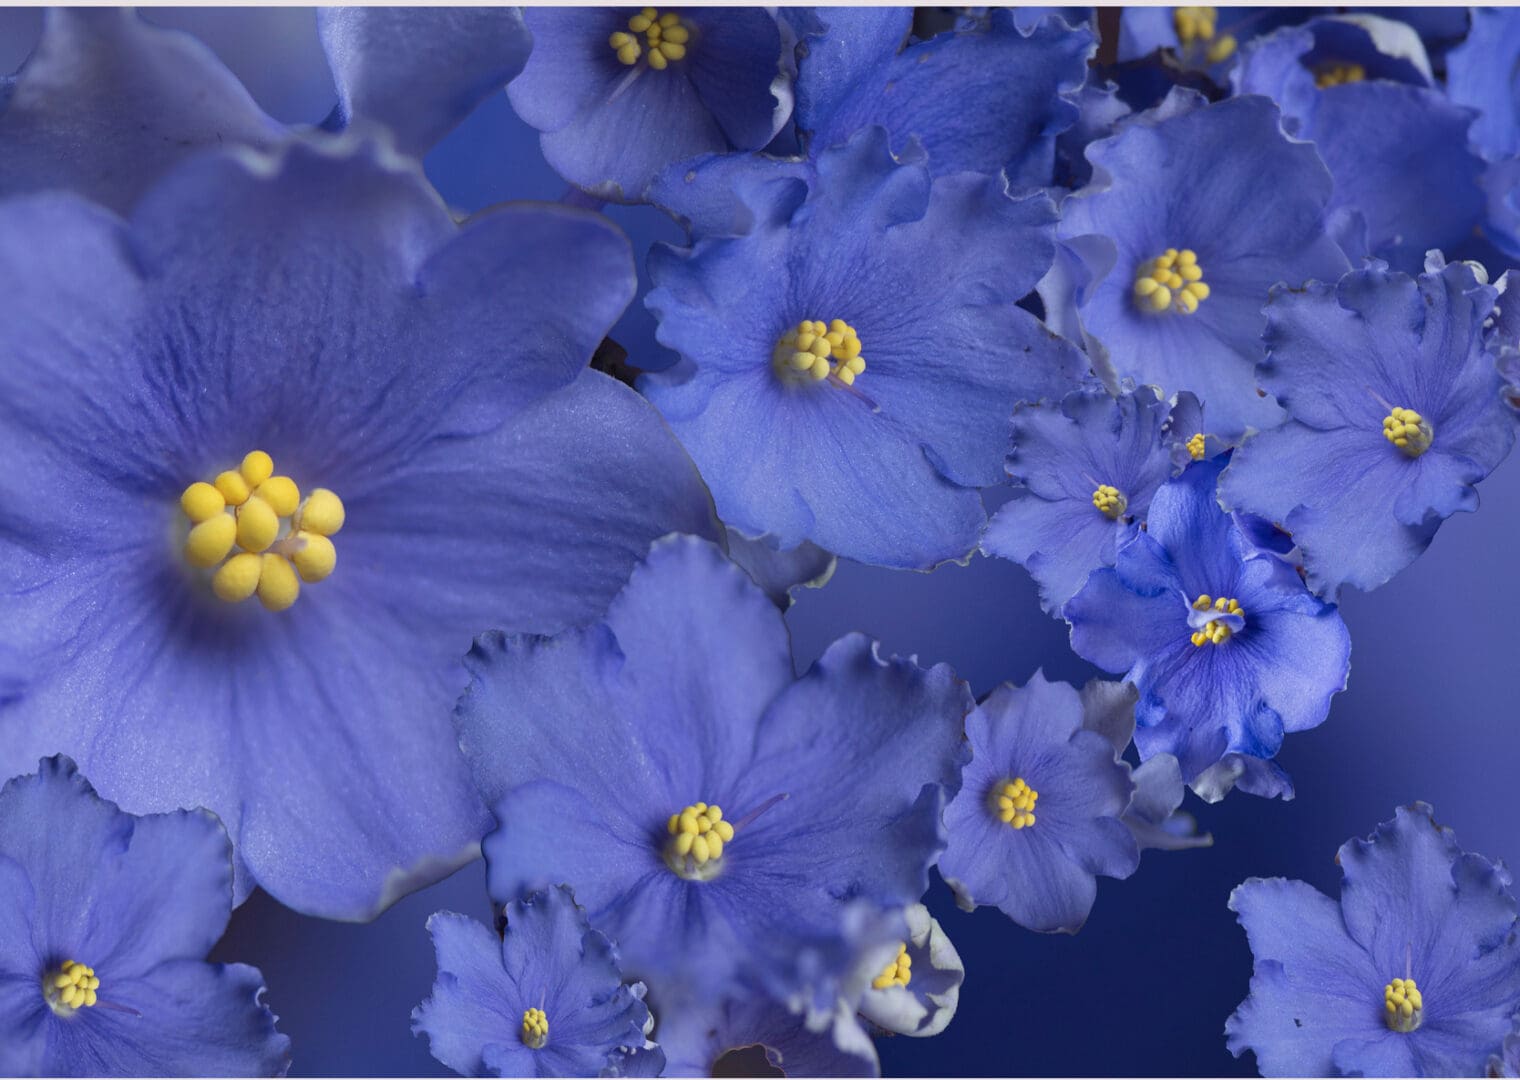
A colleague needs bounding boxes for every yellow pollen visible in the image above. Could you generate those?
[871,943,913,991]
[992,777,1038,829]
[178,450,344,611]
[1384,977,1423,1033]
[1315,61,1367,88]
[45,960,100,1014]
[1186,432,1208,461]
[1382,407,1433,458]
[664,801,735,878]
[1173,7,1236,62]
[611,8,689,68]
[771,318,867,386]
[1092,484,1128,520]
[1133,248,1211,315]
[521,1006,549,1049]
[1190,594,1243,646]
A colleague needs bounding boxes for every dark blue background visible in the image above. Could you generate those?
[5,9,1516,1076]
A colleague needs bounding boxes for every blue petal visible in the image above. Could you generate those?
[413,912,522,1077]
[793,7,911,138]
[1447,8,1520,160]
[656,992,880,1077]
[0,854,47,1076]
[724,531,837,610]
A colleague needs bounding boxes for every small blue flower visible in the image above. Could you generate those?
[1227,803,1520,1077]
[506,7,793,202]
[853,904,963,1040]
[413,886,659,1078]
[0,756,289,1077]
[1058,89,1349,436]
[1064,458,1351,794]
[1219,259,1517,598]
[642,127,1085,568]
[1446,8,1520,162]
[939,672,1140,933]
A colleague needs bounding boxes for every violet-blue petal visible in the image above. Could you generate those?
[656,992,880,1077]
[724,531,837,610]
[1446,8,1520,161]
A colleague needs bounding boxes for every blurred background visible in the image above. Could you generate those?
[4,8,1516,1076]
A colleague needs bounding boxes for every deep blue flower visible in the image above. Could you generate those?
[1058,89,1349,437]
[0,136,718,920]
[940,672,1140,933]
[1219,259,1517,598]
[506,7,793,203]
[642,127,1085,568]
[413,886,659,1078]
[1227,803,1520,1076]
[982,385,1179,615]
[1064,458,1351,796]
[0,756,289,1076]
[1446,8,1520,163]
[454,534,971,1054]
[852,903,963,1040]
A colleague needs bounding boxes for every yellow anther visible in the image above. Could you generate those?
[1315,61,1366,88]
[1382,407,1433,458]
[214,469,251,507]
[184,514,237,569]
[1187,433,1208,461]
[665,802,735,878]
[1092,484,1128,520]
[991,777,1039,829]
[1190,594,1243,646]
[291,532,337,583]
[235,496,280,554]
[614,8,688,67]
[44,960,100,1014]
[212,552,263,603]
[871,943,913,991]
[521,1006,549,1049]
[257,554,300,612]
[1134,249,1210,315]
[256,476,301,518]
[1174,6,1217,45]
[1383,977,1424,1033]
[1205,33,1237,63]
[772,318,867,387]
[180,481,226,524]
[298,489,346,537]
[239,450,274,487]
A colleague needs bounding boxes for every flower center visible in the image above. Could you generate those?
[1092,484,1128,520]
[1173,7,1237,63]
[609,8,688,69]
[1186,433,1208,461]
[179,450,344,612]
[772,319,867,387]
[1384,977,1423,1033]
[991,777,1038,829]
[1189,594,1244,646]
[44,960,99,1014]
[664,801,735,880]
[1133,248,1211,315]
[520,1006,549,1048]
[871,943,912,990]
[1383,407,1433,458]
[1315,61,1366,88]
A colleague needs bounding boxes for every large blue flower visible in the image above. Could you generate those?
[1219,259,1517,598]
[453,534,971,1053]
[642,127,1085,568]
[1058,89,1349,437]
[0,757,289,1076]
[413,886,659,1078]
[506,7,793,202]
[1227,804,1520,1076]
[1064,458,1351,795]
[0,136,718,921]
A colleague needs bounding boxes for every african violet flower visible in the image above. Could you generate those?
[1065,458,1351,796]
[642,127,1085,568]
[853,904,963,1040]
[454,534,971,1054]
[1220,258,1517,598]
[940,672,1139,933]
[0,136,718,920]
[0,756,289,1076]
[413,886,659,1078]
[981,385,1178,615]
[1058,88,1349,436]
[1227,803,1520,1076]
[506,7,793,202]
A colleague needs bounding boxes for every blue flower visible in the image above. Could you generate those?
[939,672,1139,933]
[642,127,1085,568]
[454,535,971,1053]
[1227,803,1520,1076]
[506,7,793,202]
[1064,457,1351,795]
[853,904,963,1040]
[1058,89,1349,437]
[982,385,1179,615]
[0,756,289,1076]
[0,136,718,920]
[413,886,659,1078]
[1219,259,1517,598]
[1446,8,1520,162]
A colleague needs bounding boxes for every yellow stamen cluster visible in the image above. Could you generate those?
[1092,484,1128,520]
[1191,594,1242,646]
[1173,6,1237,63]
[609,8,688,69]
[871,943,913,991]
[1315,61,1366,88]
[993,777,1038,829]
[1384,977,1423,1033]
[1186,432,1208,461]
[1133,248,1211,315]
[521,1006,549,1048]
[772,318,867,386]
[1383,407,1433,458]
[179,451,344,612]
[46,961,99,1012]
[665,802,735,875]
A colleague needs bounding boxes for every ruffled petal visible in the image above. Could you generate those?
[412,912,522,1078]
